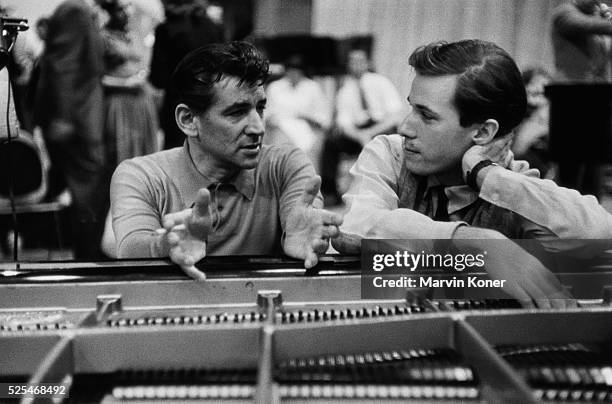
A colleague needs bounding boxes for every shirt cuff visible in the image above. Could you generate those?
[433,220,468,239]
[479,166,514,204]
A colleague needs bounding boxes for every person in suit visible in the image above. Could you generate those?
[34,0,109,260]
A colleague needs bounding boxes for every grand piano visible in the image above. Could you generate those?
[2,255,612,403]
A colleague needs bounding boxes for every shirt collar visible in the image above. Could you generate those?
[181,141,256,202]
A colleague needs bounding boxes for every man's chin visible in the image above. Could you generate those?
[238,155,260,169]
[403,160,433,176]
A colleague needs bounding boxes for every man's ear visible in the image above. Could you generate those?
[175,103,199,138]
[471,119,499,145]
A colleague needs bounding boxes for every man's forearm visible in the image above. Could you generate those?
[116,230,168,259]
[476,165,612,241]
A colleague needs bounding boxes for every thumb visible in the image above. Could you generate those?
[304,249,319,269]
[193,188,211,217]
[187,188,212,239]
[299,176,321,207]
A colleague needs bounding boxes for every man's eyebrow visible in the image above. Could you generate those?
[407,97,438,116]
[222,101,251,113]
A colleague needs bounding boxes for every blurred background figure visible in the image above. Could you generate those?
[33,0,109,260]
[551,0,612,197]
[512,67,553,178]
[100,0,160,166]
[321,48,403,206]
[128,0,164,70]
[265,54,330,172]
[552,0,612,82]
[99,0,162,257]
[148,0,225,149]
[10,16,47,133]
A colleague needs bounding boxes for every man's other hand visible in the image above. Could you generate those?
[160,188,212,280]
[454,226,577,309]
[284,176,343,268]
[462,133,514,178]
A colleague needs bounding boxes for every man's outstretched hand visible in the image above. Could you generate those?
[453,226,576,309]
[159,188,212,280]
[284,176,343,268]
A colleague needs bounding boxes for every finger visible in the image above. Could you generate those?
[166,225,187,246]
[501,140,511,155]
[162,209,192,229]
[562,298,579,309]
[299,176,322,207]
[500,279,534,308]
[193,188,211,217]
[186,211,212,240]
[548,297,575,310]
[548,290,577,309]
[525,269,568,299]
[182,265,207,281]
[319,210,344,226]
[518,298,536,309]
[320,225,340,239]
[503,151,513,168]
[519,271,571,310]
[311,238,330,254]
[317,209,344,226]
[304,249,319,269]
[534,298,552,310]
[503,134,514,147]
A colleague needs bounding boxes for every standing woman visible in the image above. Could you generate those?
[101,0,161,166]
[99,0,161,257]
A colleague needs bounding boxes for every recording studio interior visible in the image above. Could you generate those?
[2,0,612,403]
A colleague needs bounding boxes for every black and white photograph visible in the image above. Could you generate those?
[1,0,612,402]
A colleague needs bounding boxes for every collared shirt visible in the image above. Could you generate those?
[110,141,320,258]
[336,72,403,133]
[265,76,330,152]
[334,135,612,255]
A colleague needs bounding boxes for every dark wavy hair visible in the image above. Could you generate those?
[170,41,269,113]
[409,39,527,137]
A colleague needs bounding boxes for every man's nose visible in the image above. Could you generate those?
[245,110,265,136]
[398,113,416,138]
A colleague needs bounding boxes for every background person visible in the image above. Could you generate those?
[551,0,612,197]
[148,0,225,150]
[265,54,331,172]
[33,0,109,260]
[321,48,403,206]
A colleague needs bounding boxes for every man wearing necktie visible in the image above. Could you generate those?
[321,48,403,205]
[333,39,612,308]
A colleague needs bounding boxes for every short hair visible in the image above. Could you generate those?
[170,41,269,113]
[408,39,526,137]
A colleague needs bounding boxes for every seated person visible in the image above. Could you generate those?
[265,54,331,172]
[111,42,342,279]
[333,39,612,307]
